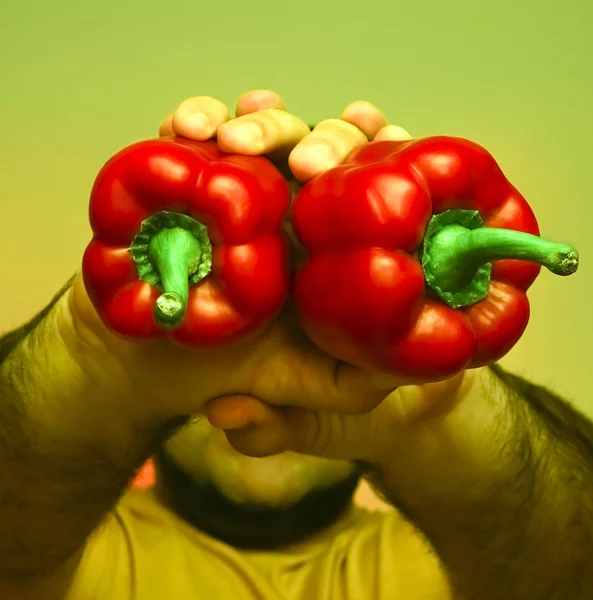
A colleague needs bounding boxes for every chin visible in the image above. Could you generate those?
[153,445,363,549]
[212,436,357,507]
[165,422,356,507]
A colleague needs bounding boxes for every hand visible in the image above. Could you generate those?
[149,93,482,466]
[66,90,413,425]
[206,358,481,465]
[158,90,413,180]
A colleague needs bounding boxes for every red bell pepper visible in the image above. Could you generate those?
[83,137,290,346]
[292,137,579,382]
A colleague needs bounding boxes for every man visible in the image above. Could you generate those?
[0,89,591,600]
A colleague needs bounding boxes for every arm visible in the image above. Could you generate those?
[0,93,377,598]
[0,279,185,595]
[366,365,593,599]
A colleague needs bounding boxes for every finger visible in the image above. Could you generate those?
[373,124,413,142]
[247,310,399,415]
[340,100,389,140]
[235,89,286,117]
[207,395,307,457]
[263,352,396,415]
[206,394,271,431]
[216,107,310,156]
[288,119,367,181]
[208,395,384,461]
[158,114,174,137]
[206,395,290,457]
[171,96,230,141]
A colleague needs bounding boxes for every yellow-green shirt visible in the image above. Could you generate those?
[67,489,452,599]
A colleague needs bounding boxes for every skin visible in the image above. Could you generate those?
[1,90,593,600]
[155,91,414,507]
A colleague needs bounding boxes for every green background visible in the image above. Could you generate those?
[1,0,591,410]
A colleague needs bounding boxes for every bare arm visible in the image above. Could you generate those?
[366,365,593,599]
[0,279,185,588]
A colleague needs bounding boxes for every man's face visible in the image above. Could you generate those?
[154,417,360,548]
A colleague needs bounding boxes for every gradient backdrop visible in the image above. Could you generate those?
[1,0,591,424]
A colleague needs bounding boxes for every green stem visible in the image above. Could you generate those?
[148,227,202,327]
[429,224,579,293]
[421,209,580,309]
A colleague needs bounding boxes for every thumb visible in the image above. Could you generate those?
[206,394,384,461]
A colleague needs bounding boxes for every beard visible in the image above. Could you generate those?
[153,447,362,550]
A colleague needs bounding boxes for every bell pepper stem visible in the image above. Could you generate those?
[148,227,202,327]
[428,224,579,293]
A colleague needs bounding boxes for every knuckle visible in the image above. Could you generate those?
[247,108,283,134]
[251,107,288,124]
[313,118,367,145]
[315,118,358,134]
[175,96,228,119]
[292,410,324,455]
[311,415,332,455]
[314,118,342,128]
[233,109,279,134]
[246,109,309,148]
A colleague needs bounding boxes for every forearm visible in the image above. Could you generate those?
[0,281,184,578]
[366,366,593,599]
